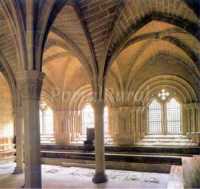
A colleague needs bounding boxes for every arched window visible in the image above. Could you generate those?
[147,90,182,135]
[40,104,54,135]
[81,104,109,135]
[104,106,109,135]
[166,98,181,134]
[82,104,94,135]
[2,122,13,138]
[148,99,162,134]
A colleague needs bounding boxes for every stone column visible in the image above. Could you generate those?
[135,105,142,142]
[140,106,146,139]
[191,105,196,132]
[92,99,107,183]
[54,109,68,145]
[109,105,137,145]
[184,104,191,134]
[131,108,137,144]
[182,104,188,135]
[13,105,24,174]
[18,71,44,188]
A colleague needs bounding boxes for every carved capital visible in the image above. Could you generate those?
[184,102,200,110]
[92,99,104,109]
[17,71,45,100]
[12,104,23,118]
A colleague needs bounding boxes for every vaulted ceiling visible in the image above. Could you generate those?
[0,0,200,103]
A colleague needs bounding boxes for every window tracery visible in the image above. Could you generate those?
[148,90,181,135]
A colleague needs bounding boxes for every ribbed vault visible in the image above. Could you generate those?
[134,75,198,104]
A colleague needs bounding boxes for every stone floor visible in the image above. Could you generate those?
[0,163,170,189]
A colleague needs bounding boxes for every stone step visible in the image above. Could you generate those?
[0,149,15,160]
[41,144,200,155]
[138,135,196,146]
[40,135,55,144]
[41,150,182,165]
[142,138,191,142]
[0,156,15,164]
[137,142,197,147]
[140,140,194,144]
[144,135,188,139]
[0,144,15,151]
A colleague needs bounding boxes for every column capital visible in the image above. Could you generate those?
[91,99,104,108]
[183,102,200,110]
[12,105,23,117]
[110,105,145,112]
[17,70,45,100]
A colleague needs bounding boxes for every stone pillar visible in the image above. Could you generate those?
[139,106,146,139]
[191,103,200,144]
[191,105,196,132]
[109,105,137,145]
[54,110,68,145]
[197,104,200,132]
[77,110,82,136]
[135,107,140,141]
[185,104,192,134]
[182,104,188,135]
[92,99,107,183]
[131,108,136,144]
[18,71,44,188]
[13,105,24,174]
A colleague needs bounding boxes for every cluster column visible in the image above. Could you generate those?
[108,105,146,145]
[18,71,44,188]
[54,109,68,145]
[184,103,200,144]
[13,104,24,174]
[92,99,107,183]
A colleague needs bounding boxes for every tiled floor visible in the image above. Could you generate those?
[0,163,169,189]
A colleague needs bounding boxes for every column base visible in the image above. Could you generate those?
[13,167,23,174]
[92,173,108,184]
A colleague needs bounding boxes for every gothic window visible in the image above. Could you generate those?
[148,99,162,134]
[82,104,109,135]
[166,98,181,134]
[1,122,13,138]
[104,106,109,134]
[40,103,54,135]
[148,90,182,135]
[82,104,95,135]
